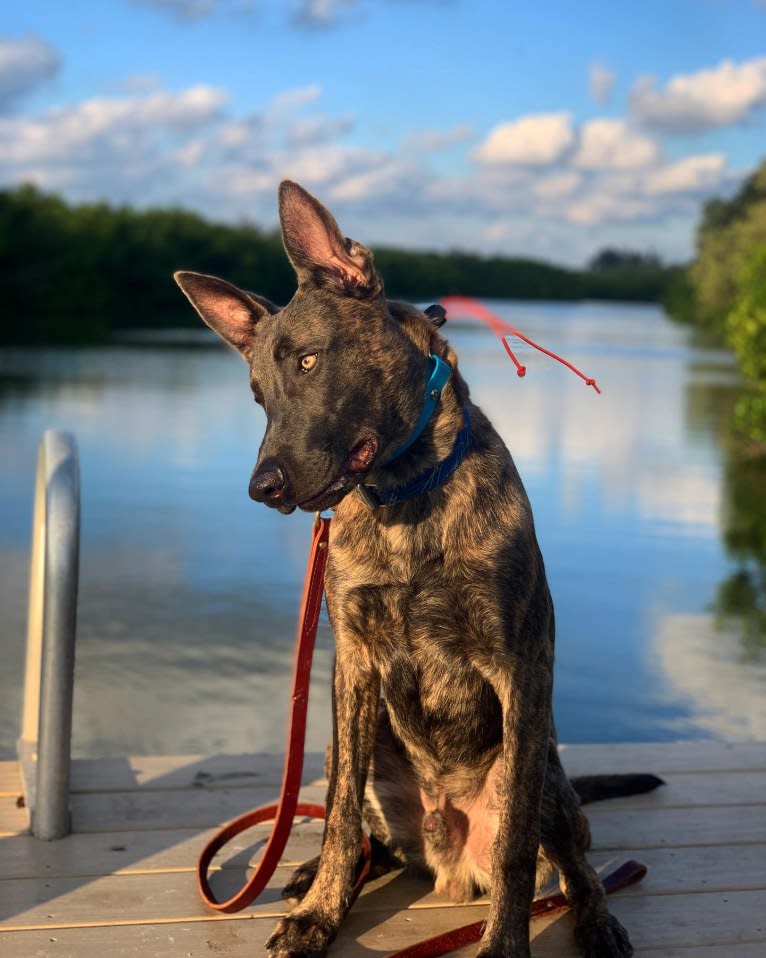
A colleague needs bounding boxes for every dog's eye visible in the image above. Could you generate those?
[299,353,318,374]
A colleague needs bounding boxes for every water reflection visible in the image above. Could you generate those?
[0,301,763,757]
[653,614,766,739]
[713,447,766,658]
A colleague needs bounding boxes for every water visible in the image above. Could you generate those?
[1,301,764,759]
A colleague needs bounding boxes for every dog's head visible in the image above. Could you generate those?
[175,180,432,513]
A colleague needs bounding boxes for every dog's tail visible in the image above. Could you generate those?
[570,773,665,805]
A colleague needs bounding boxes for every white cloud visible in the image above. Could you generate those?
[267,143,384,190]
[0,85,227,167]
[0,85,229,209]
[293,0,358,28]
[473,113,575,166]
[268,84,322,112]
[532,171,581,200]
[218,115,263,151]
[630,56,766,133]
[292,0,451,29]
[0,36,60,110]
[588,62,616,105]
[642,154,727,196]
[129,0,218,22]
[173,139,206,167]
[404,124,474,152]
[284,114,354,146]
[565,193,655,226]
[574,119,659,170]
[327,157,422,203]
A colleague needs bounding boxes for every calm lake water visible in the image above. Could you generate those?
[1,300,765,759]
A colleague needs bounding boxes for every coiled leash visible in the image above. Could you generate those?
[196,307,645,953]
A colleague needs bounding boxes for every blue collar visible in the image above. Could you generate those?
[357,408,471,508]
[386,354,453,461]
[356,352,471,508]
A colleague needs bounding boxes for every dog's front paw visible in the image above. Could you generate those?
[575,913,634,958]
[475,936,531,958]
[265,912,337,958]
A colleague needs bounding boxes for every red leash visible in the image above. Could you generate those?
[197,508,646,952]
[196,516,354,912]
[439,295,602,394]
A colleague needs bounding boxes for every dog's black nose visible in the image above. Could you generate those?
[249,458,286,504]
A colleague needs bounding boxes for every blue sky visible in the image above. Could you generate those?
[2,0,766,266]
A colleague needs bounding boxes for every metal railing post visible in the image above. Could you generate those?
[18,430,80,840]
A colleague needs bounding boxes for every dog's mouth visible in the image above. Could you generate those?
[295,435,379,512]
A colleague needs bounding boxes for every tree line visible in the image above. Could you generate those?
[667,159,766,647]
[0,184,677,345]
[666,158,766,441]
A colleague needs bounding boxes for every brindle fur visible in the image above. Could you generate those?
[175,181,660,958]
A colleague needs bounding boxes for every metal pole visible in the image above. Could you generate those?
[18,430,80,840]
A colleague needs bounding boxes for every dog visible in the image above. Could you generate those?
[174,180,661,958]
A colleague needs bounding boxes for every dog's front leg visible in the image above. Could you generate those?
[266,648,380,958]
[478,656,552,958]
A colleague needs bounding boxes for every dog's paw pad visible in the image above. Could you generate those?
[575,913,634,958]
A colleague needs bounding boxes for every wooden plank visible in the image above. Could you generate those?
[559,741,766,774]
[58,742,766,794]
[67,753,327,794]
[66,783,326,833]
[0,930,764,958]
[0,761,23,797]
[52,769,761,835]
[587,802,766,849]
[2,889,762,956]
[1,928,764,958]
[6,744,766,795]
[0,794,28,836]
[0,867,486,931]
[8,778,761,845]
[3,799,764,886]
[2,840,764,932]
[74,782,761,836]
[0,822,325,881]
[579,768,766,808]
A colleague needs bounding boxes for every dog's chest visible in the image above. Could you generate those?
[327,513,470,642]
[327,513,505,755]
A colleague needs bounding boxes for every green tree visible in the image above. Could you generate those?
[677,161,766,336]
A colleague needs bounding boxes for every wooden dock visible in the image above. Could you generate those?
[1,742,765,957]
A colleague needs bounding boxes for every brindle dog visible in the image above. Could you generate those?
[175,181,660,958]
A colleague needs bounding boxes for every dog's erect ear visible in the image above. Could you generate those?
[278,180,381,297]
[174,271,272,357]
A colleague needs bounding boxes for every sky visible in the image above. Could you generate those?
[2,0,766,267]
